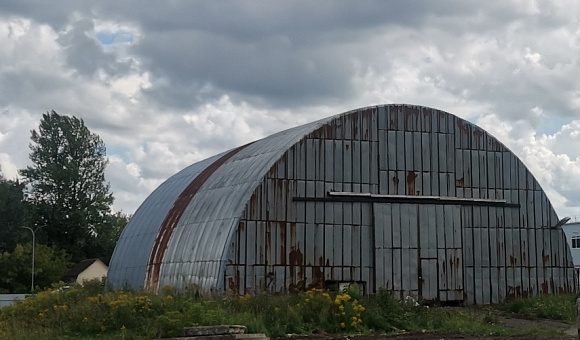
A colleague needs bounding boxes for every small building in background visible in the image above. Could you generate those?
[62,258,108,285]
[561,221,580,281]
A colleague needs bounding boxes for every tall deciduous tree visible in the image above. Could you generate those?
[0,169,25,252]
[20,111,114,262]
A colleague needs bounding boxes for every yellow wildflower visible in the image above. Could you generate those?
[340,322,346,328]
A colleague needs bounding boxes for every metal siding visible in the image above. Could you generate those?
[110,104,574,304]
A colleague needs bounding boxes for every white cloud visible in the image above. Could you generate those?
[2,2,580,219]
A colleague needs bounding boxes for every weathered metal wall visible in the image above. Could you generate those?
[226,105,575,304]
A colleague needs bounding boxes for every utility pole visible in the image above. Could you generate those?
[19,225,46,292]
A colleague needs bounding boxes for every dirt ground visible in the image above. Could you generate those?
[288,310,579,340]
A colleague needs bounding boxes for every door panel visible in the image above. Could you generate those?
[374,203,464,302]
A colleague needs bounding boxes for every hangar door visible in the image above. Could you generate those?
[373,203,464,302]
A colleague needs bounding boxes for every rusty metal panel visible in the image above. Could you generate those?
[375,248,385,289]
[370,142,379,185]
[464,227,474,267]
[421,259,438,300]
[333,140,343,182]
[392,248,402,294]
[405,132,413,171]
[421,132,430,172]
[343,225,353,266]
[431,134,439,173]
[379,130,387,170]
[377,106,388,131]
[352,225,362,268]
[352,141,361,183]
[438,248,448,292]
[314,139,324,181]
[420,205,437,258]
[332,224,343,267]
[387,130,397,170]
[344,140,353,183]
[350,202,360,225]
[421,172,431,196]
[489,227,498,268]
[379,171,388,195]
[360,142,370,184]
[413,132,422,172]
[341,202,359,225]
[481,266,490,304]
[396,131,405,170]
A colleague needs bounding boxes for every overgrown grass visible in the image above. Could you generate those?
[0,281,573,339]
[494,293,577,322]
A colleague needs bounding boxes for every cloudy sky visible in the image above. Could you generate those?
[1,1,580,219]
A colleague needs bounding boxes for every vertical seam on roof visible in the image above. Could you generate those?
[144,142,253,292]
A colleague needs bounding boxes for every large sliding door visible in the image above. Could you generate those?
[374,203,464,302]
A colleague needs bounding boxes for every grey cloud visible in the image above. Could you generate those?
[57,19,132,77]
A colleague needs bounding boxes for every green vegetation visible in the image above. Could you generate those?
[0,111,129,293]
[0,243,72,293]
[19,111,122,264]
[0,282,572,340]
[496,293,577,322]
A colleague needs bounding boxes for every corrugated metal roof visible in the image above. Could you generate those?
[107,113,335,290]
[107,151,229,289]
[153,116,335,291]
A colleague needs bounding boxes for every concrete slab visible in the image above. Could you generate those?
[183,325,246,336]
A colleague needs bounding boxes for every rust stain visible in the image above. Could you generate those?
[352,111,359,140]
[280,224,287,265]
[266,222,272,265]
[227,269,241,294]
[403,106,420,130]
[542,250,550,266]
[456,177,464,188]
[509,255,517,267]
[389,111,398,129]
[541,281,549,294]
[309,266,325,290]
[406,171,417,195]
[506,285,521,300]
[144,143,252,292]
[456,119,470,134]
[289,246,304,292]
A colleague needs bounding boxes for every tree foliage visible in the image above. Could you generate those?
[0,170,25,253]
[19,111,115,262]
[0,243,72,293]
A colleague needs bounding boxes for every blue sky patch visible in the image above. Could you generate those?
[96,30,134,45]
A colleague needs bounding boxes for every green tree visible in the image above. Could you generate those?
[20,111,114,262]
[0,243,72,293]
[86,211,129,264]
[0,170,25,252]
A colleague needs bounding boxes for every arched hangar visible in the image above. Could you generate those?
[108,104,576,304]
